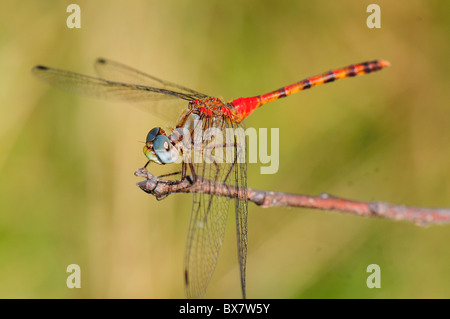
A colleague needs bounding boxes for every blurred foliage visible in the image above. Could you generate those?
[0,0,448,298]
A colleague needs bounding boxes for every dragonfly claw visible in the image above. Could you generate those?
[156,193,170,201]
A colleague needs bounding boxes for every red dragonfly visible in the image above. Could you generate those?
[32,58,389,298]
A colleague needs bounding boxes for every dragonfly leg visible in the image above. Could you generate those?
[187,162,197,183]
[153,166,185,201]
[158,171,182,179]
[158,162,193,186]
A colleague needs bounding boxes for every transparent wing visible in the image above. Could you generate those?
[32,65,202,102]
[94,58,209,100]
[231,121,248,299]
[183,116,248,298]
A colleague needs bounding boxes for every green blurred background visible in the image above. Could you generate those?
[0,0,448,298]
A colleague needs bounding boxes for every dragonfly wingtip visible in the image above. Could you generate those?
[34,65,48,71]
[96,58,107,64]
[380,60,391,68]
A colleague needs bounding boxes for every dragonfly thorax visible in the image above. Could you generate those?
[189,97,239,121]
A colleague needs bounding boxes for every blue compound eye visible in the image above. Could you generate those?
[153,135,179,164]
[146,127,161,143]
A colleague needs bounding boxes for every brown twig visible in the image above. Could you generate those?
[135,168,450,226]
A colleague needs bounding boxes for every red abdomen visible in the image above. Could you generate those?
[231,60,390,121]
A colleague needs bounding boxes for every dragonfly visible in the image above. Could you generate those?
[32,58,390,298]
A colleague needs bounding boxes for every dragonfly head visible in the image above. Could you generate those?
[143,127,179,165]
